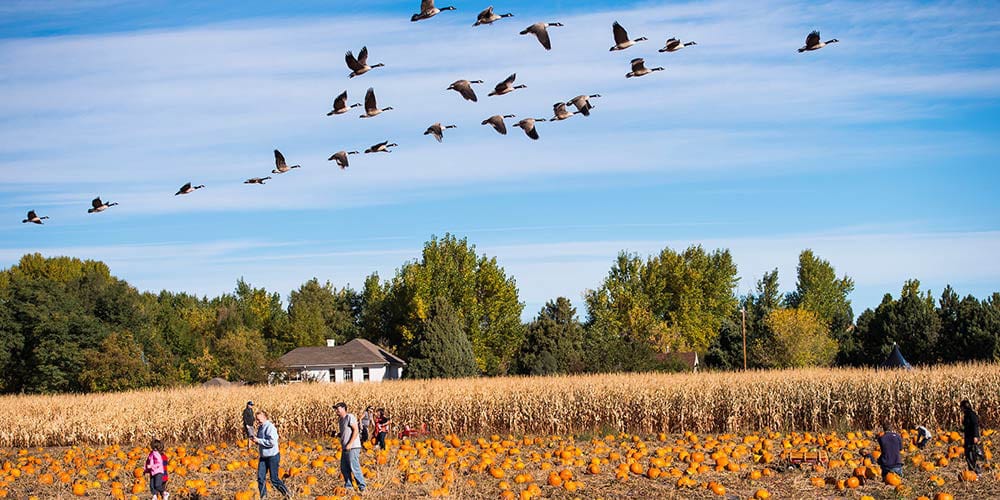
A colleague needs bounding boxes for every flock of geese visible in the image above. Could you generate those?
[20,0,839,226]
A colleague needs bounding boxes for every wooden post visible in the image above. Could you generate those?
[741,307,747,370]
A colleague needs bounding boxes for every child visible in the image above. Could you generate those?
[915,425,932,449]
[144,439,169,500]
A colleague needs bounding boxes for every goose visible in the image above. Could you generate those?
[551,102,578,121]
[87,197,118,214]
[488,73,526,97]
[610,21,647,51]
[482,114,516,135]
[272,149,301,174]
[244,176,271,185]
[424,123,457,142]
[799,30,838,52]
[345,46,384,78]
[365,141,397,153]
[659,38,697,52]
[626,58,663,78]
[22,210,49,224]
[514,118,546,140]
[566,94,600,116]
[360,88,393,118]
[328,150,359,169]
[175,182,205,195]
[327,90,361,116]
[474,6,513,26]
[411,0,456,22]
[520,22,563,50]
[447,79,484,102]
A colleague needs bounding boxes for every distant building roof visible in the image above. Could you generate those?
[655,351,700,371]
[279,338,407,368]
[202,377,232,387]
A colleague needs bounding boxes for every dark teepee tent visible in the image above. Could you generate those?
[882,343,912,369]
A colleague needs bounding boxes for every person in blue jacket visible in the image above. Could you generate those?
[252,410,290,498]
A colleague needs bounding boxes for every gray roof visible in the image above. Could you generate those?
[279,338,406,368]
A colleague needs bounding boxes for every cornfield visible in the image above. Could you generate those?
[0,364,996,448]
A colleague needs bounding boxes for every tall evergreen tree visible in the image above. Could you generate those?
[516,297,585,375]
[407,298,478,379]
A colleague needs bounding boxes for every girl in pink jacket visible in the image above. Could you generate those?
[144,439,169,500]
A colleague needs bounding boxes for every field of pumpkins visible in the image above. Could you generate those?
[0,428,994,499]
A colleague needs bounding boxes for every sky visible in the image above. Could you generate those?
[1,0,998,321]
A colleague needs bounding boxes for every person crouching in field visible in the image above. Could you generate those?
[252,411,290,498]
[961,399,982,473]
[876,421,903,480]
[243,401,256,450]
[144,439,169,500]
[335,402,367,493]
[915,425,932,449]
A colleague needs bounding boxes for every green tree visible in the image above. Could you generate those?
[936,286,1000,362]
[377,234,524,375]
[856,280,941,365]
[407,298,478,379]
[585,245,738,354]
[754,308,837,368]
[288,278,360,347]
[784,250,855,363]
[214,327,269,383]
[79,331,151,392]
[516,297,585,375]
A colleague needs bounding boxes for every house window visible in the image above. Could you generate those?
[363,368,370,381]
[288,370,302,382]
[343,368,353,382]
[328,369,336,381]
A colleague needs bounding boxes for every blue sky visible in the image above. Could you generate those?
[1,0,999,321]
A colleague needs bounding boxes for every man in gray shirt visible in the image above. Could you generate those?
[334,402,367,493]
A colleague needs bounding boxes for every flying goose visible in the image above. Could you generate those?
[799,30,838,52]
[244,176,271,185]
[328,150,359,169]
[364,141,397,153]
[22,210,49,224]
[87,197,118,214]
[474,6,513,26]
[488,73,526,97]
[424,123,457,142]
[610,21,647,51]
[447,79,484,102]
[551,102,578,121]
[272,149,301,174]
[566,94,600,116]
[659,38,697,52]
[514,118,546,140]
[360,88,393,118]
[175,182,205,195]
[626,58,663,78]
[411,0,456,22]
[327,90,361,116]
[520,22,563,50]
[345,46,384,78]
[482,114,516,135]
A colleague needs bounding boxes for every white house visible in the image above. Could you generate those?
[277,338,406,383]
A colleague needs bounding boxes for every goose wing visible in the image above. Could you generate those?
[666,38,680,50]
[458,82,478,102]
[345,50,363,71]
[357,46,369,66]
[553,102,568,114]
[496,73,516,92]
[805,31,820,47]
[420,0,435,13]
[27,210,37,219]
[92,197,103,209]
[612,21,629,45]
[274,149,287,169]
[425,123,444,142]
[477,6,493,22]
[180,182,191,192]
[524,122,539,140]
[364,87,377,112]
[631,58,646,72]
[334,90,348,109]
[534,24,552,50]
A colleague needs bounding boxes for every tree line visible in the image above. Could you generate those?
[0,234,997,393]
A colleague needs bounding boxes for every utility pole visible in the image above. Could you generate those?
[741,307,747,370]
